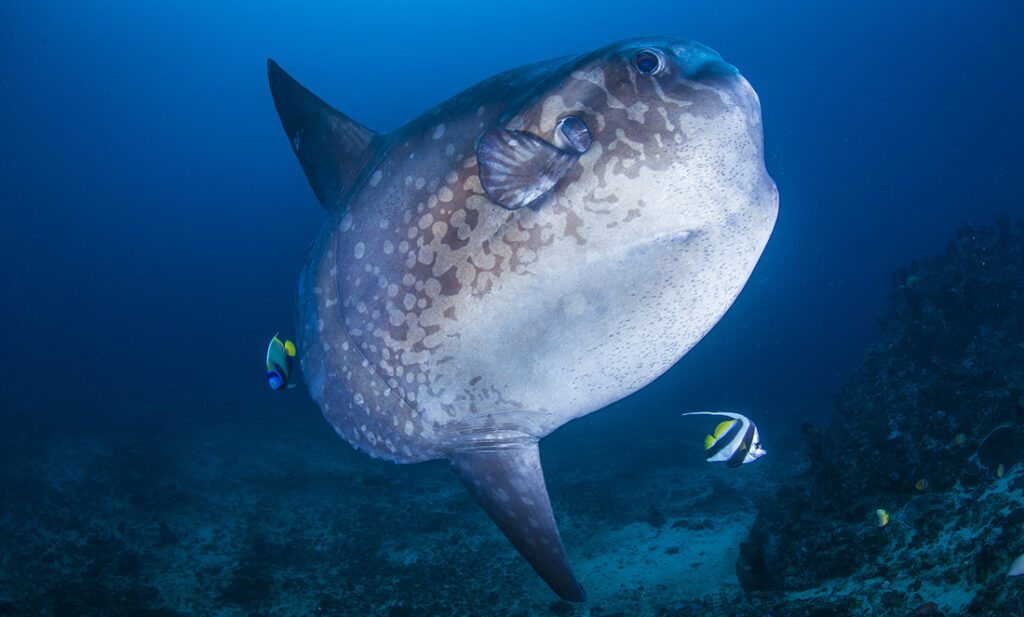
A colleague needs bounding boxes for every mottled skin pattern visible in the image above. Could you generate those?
[298,38,776,463]
[276,36,777,599]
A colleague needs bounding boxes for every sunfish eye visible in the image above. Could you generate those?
[633,49,662,74]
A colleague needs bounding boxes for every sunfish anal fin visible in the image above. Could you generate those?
[450,439,586,602]
[267,59,380,211]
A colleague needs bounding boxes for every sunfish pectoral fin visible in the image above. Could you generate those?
[267,59,380,211]
[449,438,586,602]
[476,129,580,211]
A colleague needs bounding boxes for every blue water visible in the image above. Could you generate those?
[2,0,1022,613]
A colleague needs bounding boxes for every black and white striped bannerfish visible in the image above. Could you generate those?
[682,412,766,467]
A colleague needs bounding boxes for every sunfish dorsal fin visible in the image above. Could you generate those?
[450,439,586,602]
[267,59,380,211]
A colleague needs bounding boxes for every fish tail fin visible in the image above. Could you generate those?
[703,434,716,450]
[284,340,296,356]
[450,436,586,602]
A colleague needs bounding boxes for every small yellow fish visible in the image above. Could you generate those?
[997,464,1005,478]
[915,478,928,491]
[954,433,965,445]
[876,509,889,527]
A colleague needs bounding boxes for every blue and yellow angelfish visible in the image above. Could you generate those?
[266,333,296,390]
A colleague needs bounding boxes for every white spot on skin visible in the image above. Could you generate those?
[368,170,383,187]
[354,242,365,259]
[433,124,445,140]
[463,175,482,192]
[418,245,433,265]
[405,421,415,436]
[624,100,649,123]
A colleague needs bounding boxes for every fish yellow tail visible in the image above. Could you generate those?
[285,340,296,356]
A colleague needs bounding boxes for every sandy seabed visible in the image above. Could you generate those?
[0,400,1014,616]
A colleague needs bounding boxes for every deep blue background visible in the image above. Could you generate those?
[3,0,1021,443]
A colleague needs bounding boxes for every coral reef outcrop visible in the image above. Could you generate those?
[739,218,1024,614]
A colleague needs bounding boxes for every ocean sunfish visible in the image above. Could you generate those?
[267,36,778,601]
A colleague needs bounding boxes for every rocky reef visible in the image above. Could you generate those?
[738,217,1024,615]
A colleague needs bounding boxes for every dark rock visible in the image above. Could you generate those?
[219,560,272,608]
[977,426,1023,471]
[1005,508,1024,527]
[646,503,666,528]
[157,520,177,546]
[881,590,904,608]
[116,550,144,577]
[316,594,346,615]
[737,218,1024,595]
[387,603,414,617]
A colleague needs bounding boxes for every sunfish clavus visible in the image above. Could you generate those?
[267,36,778,601]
